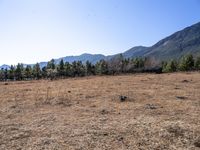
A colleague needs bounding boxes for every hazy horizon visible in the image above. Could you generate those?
[0,0,200,65]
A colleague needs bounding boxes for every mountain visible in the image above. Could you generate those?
[0,64,10,70]
[0,54,106,69]
[55,53,106,64]
[144,22,200,60]
[104,21,200,61]
[37,53,106,68]
[1,21,200,69]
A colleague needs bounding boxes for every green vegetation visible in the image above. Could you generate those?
[195,56,200,70]
[162,54,200,73]
[162,60,178,73]
[179,54,194,71]
[0,54,199,81]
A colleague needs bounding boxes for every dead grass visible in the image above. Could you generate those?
[0,72,200,149]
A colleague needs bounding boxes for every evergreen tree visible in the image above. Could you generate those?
[64,62,72,77]
[76,61,85,77]
[179,54,194,71]
[195,56,200,70]
[47,59,56,69]
[46,59,57,79]
[25,65,32,79]
[85,61,95,76]
[58,59,65,76]
[15,63,23,80]
[162,60,177,72]
[0,69,4,81]
[71,61,77,77]
[131,57,145,72]
[162,61,168,73]
[122,58,132,73]
[95,61,101,75]
[71,61,86,77]
[4,68,8,80]
[42,66,47,78]
[33,63,42,79]
[100,59,108,74]
[9,65,15,80]
[95,59,108,75]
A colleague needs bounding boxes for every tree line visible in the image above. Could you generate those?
[0,54,199,81]
[162,54,200,72]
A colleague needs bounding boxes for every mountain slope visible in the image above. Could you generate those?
[118,46,149,58]
[1,22,200,69]
[145,22,200,60]
[110,22,200,61]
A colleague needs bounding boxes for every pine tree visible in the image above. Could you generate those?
[9,65,15,80]
[95,61,101,75]
[85,61,95,76]
[58,59,65,76]
[76,61,85,77]
[4,68,8,80]
[64,62,72,77]
[25,65,32,79]
[100,59,108,74]
[179,54,194,71]
[15,63,23,80]
[42,66,47,78]
[162,60,177,72]
[195,56,200,70]
[0,69,4,81]
[33,63,41,79]
[47,59,56,69]
[95,59,108,75]
[162,61,168,73]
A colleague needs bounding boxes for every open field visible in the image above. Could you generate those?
[0,72,200,150]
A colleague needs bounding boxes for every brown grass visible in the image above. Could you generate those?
[0,72,200,149]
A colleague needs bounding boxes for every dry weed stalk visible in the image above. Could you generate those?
[14,91,18,107]
[45,87,51,104]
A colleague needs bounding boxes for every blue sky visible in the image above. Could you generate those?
[0,0,200,65]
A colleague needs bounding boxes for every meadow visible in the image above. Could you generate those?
[0,72,200,149]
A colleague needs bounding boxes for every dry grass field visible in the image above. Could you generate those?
[0,72,200,150]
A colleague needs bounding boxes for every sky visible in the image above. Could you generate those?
[0,0,200,65]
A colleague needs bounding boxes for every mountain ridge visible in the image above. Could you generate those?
[1,21,200,69]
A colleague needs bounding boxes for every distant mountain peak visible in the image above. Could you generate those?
[0,64,10,70]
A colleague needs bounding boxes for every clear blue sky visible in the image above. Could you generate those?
[0,0,200,65]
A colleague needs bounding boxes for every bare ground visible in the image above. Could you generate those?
[0,72,200,150]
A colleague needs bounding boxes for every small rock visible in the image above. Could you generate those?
[100,109,109,115]
[176,96,187,100]
[103,133,108,136]
[118,136,124,141]
[119,95,127,102]
[182,80,189,83]
[145,104,158,110]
